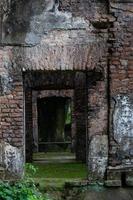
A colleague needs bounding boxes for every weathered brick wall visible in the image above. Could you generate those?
[106,1,133,186]
[0,47,24,179]
[87,65,108,180]
[0,48,23,147]
[59,0,108,20]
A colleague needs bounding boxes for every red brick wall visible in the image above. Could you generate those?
[0,82,23,147]
[109,2,133,165]
[106,2,133,186]
[109,3,133,96]
[0,48,24,148]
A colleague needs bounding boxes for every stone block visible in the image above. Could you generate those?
[105,180,122,187]
[125,171,133,186]
[88,135,108,180]
[105,170,122,187]
[0,141,24,179]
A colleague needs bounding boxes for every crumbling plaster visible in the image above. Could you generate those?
[0,0,108,45]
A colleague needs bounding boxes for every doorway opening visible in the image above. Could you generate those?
[37,96,74,156]
[24,71,88,184]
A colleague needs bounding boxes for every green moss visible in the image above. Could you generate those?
[32,163,87,179]
[26,162,87,189]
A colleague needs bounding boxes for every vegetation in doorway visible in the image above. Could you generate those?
[25,163,88,200]
[32,163,87,179]
[25,162,87,189]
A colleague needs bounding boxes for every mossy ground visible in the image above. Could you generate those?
[26,152,87,199]
[30,162,87,188]
[30,152,87,188]
[33,163,87,179]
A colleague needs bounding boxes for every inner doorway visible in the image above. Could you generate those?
[37,96,74,155]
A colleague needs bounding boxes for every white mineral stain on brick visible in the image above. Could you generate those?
[113,95,133,143]
[0,141,24,178]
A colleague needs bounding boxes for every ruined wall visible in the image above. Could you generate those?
[106,1,133,186]
[0,47,24,179]
[0,0,132,184]
[0,0,108,181]
[87,68,109,180]
[0,0,108,45]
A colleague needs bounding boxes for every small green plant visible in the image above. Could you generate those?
[25,163,38,178]
[0,164,52,200]
[0,180,44,200]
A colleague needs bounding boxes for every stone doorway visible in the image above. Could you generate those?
[24,71,88,163]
